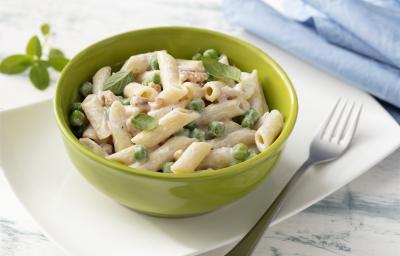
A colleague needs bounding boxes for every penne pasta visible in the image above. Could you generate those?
[108,101,133,151]
[132,108,200,147]
[79,138,107,156]
[81,94,111,140]
[247,70,269,113]
[196,99,248,125]
[182,82,204,100]
[255,110,283,152]
[106,145,136,165]
[121,51,163,74]
[155,85,188,106]
[131,136,195,171]
[208,128,256,148]
[177,59,205,72]
[157,51,179,89]
[92,66,111,94]
[203,81,225,102]
[198,147,234,170]
[171,142,212,174]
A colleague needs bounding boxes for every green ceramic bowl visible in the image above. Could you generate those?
[54,27,298,217]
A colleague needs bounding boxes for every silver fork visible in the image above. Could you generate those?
[225,99,363,256]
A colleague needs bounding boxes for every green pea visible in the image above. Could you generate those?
[79,81,93,97]
[69,110,86,127]
[203,49,219,59]
[152,72,161,84]
[241,109,260,128]
[184,122,197,130]
[133,145,148,161]
[70,102,82,112]
[232,143,250,161]
[161,162,174,173]
[131,113,158,130]
[191,128,206,141]
[207,121,225,138]
[176,128,191,137]
[192,53,202,60]
[188,98,205,112]
[150,56,159,70]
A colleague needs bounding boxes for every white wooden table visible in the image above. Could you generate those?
[0,0,399,255]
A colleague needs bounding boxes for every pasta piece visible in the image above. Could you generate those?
[234,72,256,100]
[123,82,158,101]
[155,85,188,106]
[92,66,111,94]
[196,99,248,125]
[124,105,141,118]
[81,94,111,140]
[82,125,99,142]
[179,71,208,84]
[177,59,205,72]
[255,112,268,129]
[208,128,256,148]
[198,147,234,170]
[121,51,163,74]
[221,120,242,133]
[108,101,133,152]
[79,138,106,156]
[247,70,269,113]
[182,82,204,100]
[106,145,135,165]
[157,51,179,89]
[173,149,183,160]
[131,136,195,171]
[219,86,240,102]
[171,142,212,174]
[202,81,225,102]
[148,99,189,120]
[132,108,200,147]
[255,110,283,152]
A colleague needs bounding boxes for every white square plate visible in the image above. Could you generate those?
[0,32,399,256]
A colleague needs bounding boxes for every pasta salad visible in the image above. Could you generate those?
[69,49,284,174]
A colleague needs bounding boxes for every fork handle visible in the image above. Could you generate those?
[225,159,313,256]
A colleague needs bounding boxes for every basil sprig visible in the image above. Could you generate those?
[0,23,69,90]
[102,70,133,95]
[202,57,241,82]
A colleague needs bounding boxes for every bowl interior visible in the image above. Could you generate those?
[55,27,297,178]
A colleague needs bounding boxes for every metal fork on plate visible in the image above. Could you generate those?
[226,99,363,256]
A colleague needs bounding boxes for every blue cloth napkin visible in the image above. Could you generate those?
[222,0,400,123]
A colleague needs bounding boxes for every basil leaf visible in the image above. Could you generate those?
[26,36,42,58]
[49,48,65,58]
[29,62,49,90]
[49,56,69,71]
[40,23,50,36]
[202,57,241,82]
[0,54,33,74]
[132,113,158,130]
[102,70,132,95]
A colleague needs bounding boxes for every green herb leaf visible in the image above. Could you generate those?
[131,113,158,130]
[103,70,132,95]
[49,48,65,58]
[0,54,33,74]
[202,57,241,82]
[26,36,42,58]
[49,56,69,71]
[29,62,49,90]
[40,23,50,35]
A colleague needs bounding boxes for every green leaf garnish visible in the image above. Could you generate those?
[49,48,65,58]
[131,113,158,131]
[26,36,42,58]
[102,70,132,95]
[0,54,33,74]
[40,23,50,36]
[202,57,241,82]
[49,56,69,71]
[29,62,49,90]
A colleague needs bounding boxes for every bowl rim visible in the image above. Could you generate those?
[54,26,298,180]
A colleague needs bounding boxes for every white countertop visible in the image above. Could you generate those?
[0,0,399,255]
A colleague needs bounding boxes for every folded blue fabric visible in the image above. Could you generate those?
[222,0,400,123]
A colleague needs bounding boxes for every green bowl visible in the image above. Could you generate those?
[54,27,298,217]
